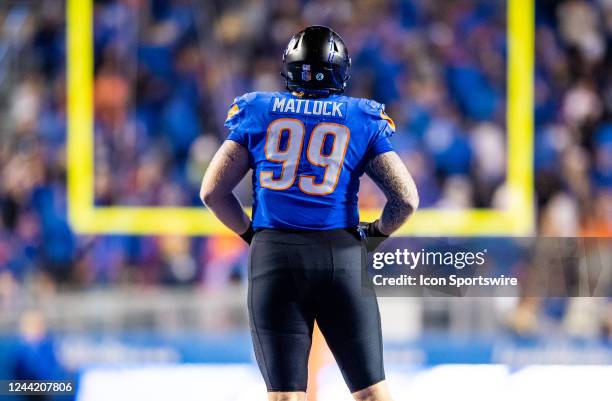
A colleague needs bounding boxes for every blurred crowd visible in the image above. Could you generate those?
[0,0,611,292]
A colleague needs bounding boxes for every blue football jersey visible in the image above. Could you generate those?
[225,91,395,230]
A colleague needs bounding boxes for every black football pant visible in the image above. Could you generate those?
[247,228,385,393]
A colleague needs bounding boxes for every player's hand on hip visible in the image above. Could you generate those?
[358,220,389,252]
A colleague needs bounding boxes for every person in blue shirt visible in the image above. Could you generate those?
[201,26,419,401]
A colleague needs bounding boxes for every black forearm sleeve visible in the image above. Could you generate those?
[240,223,255,244]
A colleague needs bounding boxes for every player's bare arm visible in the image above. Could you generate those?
[365,151,419,235]
[200,140,251,235]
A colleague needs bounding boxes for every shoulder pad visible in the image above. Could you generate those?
[358,98,384,115]
[224,92,259,131]
[228,92,259,114]
[224,91,272,134]
[237,91,259,105]
[357,98,395,132]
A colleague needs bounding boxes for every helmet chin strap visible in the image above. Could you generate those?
[291,89,332,98]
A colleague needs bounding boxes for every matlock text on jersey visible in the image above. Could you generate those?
[269,97,347,119]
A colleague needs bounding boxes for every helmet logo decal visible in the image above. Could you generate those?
[287,37,297,53]
[327,36,336,63]
[301,64,311,81]
[316,73,324,81]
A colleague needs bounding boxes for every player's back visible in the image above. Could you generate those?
[225,91,395,230]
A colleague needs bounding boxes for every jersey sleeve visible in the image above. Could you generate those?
[224,93,257,146]
[359,99,396,160]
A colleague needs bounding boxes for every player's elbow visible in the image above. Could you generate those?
[200,186,218,207]
[394,189,419,217]
[396,197,415,218]
[405,189,419,213]
[400,176,420,215]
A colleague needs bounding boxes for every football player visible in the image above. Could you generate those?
[201,26,419,401]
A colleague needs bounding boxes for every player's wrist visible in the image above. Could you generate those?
[372,220,390,237]
[366,220,389,238]
[358,220,389,252]
[239,222,255,244]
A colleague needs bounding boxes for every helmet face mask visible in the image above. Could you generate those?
[282,26,351,95]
